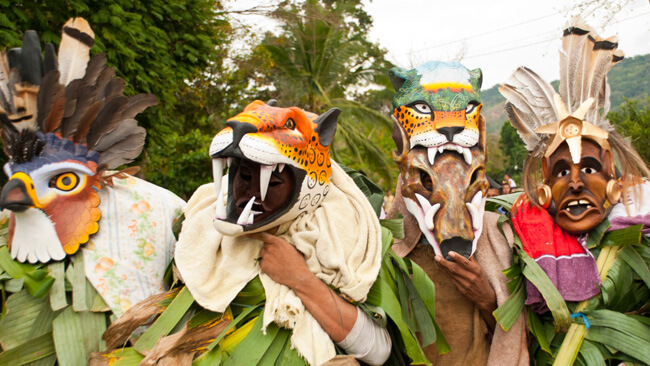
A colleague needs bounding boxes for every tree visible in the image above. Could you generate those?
[609,96,650,165]
[238,0,397,188]
[499,121,528,184]
[486,131,507,182]
[0,0,234,197]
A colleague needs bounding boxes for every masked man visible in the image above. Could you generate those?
[173,101,391,365]
[499,20,650,364]
[386,61,528,365]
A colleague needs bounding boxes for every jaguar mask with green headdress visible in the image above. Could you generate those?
[390,61,489,259]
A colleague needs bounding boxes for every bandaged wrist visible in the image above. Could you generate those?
[336,307,391,365]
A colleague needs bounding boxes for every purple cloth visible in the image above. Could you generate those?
[525,242,602,313]
[608,214,650,235]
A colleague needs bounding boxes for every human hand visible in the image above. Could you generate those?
[435,251,497,314]
[247,232,313,290]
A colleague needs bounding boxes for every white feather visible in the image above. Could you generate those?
[11,209,66,264]
[58,18,95,86]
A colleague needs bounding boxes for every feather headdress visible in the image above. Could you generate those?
[0,18,155,171]
[499,18,623,163]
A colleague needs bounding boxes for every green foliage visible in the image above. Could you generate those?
[238,0,396,188]
[485,194,650,365]
[498,121,527,184]
[608,96,650,165]
[607,54,650,108]
[486,131,507,182]
[144,129,214,200]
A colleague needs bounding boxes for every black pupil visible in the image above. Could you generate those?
[61,176,71,186]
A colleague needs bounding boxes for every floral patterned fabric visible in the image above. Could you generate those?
[83,175,185,317]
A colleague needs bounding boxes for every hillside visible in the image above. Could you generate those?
[481,53,650,134]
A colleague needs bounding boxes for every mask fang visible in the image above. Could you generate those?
[237,196,256,225]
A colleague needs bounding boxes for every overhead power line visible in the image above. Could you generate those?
[398,11,562,56]
[463,10,650,60]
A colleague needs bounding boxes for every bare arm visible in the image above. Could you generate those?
[435,251,497,331]
[248,232,358,342]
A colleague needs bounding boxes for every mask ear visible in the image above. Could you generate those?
[469,68,483,90]
[478,113,487,153]
[314,108,340,147]
[389,67,409,91]
[392,121,409,157]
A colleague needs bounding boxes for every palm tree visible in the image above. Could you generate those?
[250,0,396,187]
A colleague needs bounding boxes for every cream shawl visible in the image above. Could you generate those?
[174,162,382,365]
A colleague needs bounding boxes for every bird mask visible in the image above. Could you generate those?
[0,18,156,263]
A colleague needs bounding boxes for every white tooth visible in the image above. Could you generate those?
[462,147,472,165]
[427,147,437,165]
[466,191,484,231]
[404,198,442,256]
[215,188,226,219]
[260,165,273,202]
[568,201,579,206]
[415,193,432,213]
[455,145,462,154]
[212,159,225,196]
[227,157,233,169]
[438,146,444,154]
[424,203,441,231]
[579,200,589,205]
[277,163,285,173]
[466,202,481,231]
[237,196,256,225]
[471,190,484,207]
[247,213,255,225]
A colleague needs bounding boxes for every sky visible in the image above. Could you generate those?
[226,0,650,89]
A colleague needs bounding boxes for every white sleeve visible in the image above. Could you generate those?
[336,307,392,365]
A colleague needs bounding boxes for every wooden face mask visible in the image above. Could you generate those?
[209,100,339,236]
[391,61,488,259]
[543,138,615,234]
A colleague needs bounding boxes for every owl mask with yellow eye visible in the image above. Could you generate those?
[0,18,157,263]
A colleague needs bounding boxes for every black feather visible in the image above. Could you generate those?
[37,70,63,130]
[19,30,42,86]
[86,96,128,147]
[61,83,98,137]
[7,48,21,71]
[121,94,157,120]
[97,127,146,169]
[10,129,45,163]
[43,43,57,75]
[62,78,83,118]
[81,54,106,87]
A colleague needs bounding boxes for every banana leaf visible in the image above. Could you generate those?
[223,315,284,365]
[0,333,55,366]
[134,286,194,353]
[600,224,642,246]
[576,339,605,366]
[493,274,525,332]
[0,290,49,350]
[618,245,650,288]
[89,347,144,366]
[52,307,90,366]
[515,238,571,331]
